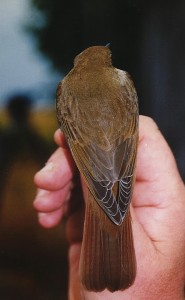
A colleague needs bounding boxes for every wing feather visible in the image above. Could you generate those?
[56,70,138,225]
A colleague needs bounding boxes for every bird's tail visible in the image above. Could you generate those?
[79,191,136,292]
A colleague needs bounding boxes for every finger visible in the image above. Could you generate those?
[133,116,183,209]
[54,129,68,148]
[38,208,63,228]
[132,116,185,244]
[137,116,178,182]
[34,147,75,191]
[33,181,73,212]
[68,243,82,300]
[132,116,176,207]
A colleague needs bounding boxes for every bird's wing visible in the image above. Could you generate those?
[56,72,138,225]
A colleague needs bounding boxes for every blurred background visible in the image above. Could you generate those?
[0,0,185,299]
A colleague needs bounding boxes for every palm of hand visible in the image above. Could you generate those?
[34,117,185,300]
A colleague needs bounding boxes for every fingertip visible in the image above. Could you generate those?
[54,129,67,147]
[68,243,81,266]
[33,184,72,213]
[137,115,181,188]
[139,116,159,142]
[38,210,63,228]
[54,129,62,145]
[33,189,50,211]
[34,162,54,187]
[34,148,75,190]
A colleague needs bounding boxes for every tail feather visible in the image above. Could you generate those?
[79,192,136,292]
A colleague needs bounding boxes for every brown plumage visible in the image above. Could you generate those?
[56,45,138,292]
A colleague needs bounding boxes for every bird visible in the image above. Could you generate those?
[56,45,139,292]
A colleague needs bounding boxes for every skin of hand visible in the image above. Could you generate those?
[33,116,185,300]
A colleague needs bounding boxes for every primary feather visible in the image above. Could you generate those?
[56,65,138,225]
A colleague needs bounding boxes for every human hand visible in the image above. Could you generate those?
[33,116,185,300]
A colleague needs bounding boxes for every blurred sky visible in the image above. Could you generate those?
[0,0,61,108]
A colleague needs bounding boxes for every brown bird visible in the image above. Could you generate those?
[56,45,139,292]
